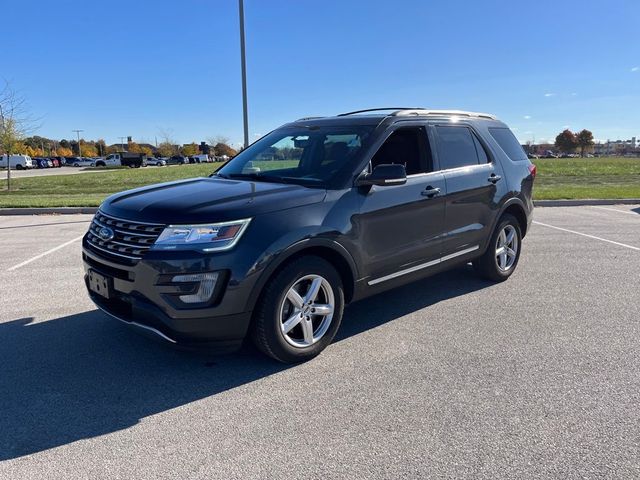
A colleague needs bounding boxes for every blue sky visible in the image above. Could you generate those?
[4,0,639,147]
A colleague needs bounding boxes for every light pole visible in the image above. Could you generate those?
[119,136,126,152]
[239,0,249,148]
[72,129,83,158]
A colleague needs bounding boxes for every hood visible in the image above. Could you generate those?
[101,177,327,224]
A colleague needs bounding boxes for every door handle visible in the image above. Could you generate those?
[421,186,441,198]
[488,174,502,183]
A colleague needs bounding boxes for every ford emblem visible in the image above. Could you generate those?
[98,226,115,241]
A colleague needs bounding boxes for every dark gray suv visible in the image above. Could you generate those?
[83,108,535,362]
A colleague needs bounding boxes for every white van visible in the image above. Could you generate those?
[0,154,33,170]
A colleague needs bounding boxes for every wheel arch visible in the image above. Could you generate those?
[501,200,529,238]
[246,239,358,314]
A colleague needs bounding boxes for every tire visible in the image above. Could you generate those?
[252,256,345,363]
[473,214,522,282]
[15,164,24,170]
[95,161,105,167]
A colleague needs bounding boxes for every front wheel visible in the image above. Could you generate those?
[15,164,24,170]
[473,214,522,282]
[252,256,344,363]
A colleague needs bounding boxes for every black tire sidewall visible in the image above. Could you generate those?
[489,215,522,280]
[254,256,344,363]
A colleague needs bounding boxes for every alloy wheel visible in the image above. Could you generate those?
[495,225,518,271]
[278,274,335,348]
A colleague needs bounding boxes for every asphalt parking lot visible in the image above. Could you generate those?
[0,205,639,479]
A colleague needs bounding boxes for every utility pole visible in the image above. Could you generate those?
[119,136,126,152]
[239,0,249,148]
[72,129,84,158]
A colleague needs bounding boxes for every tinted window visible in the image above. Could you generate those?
[434,126,480,169]
[489,127,527,161]
[472,134,489,163]
[217,126,373,186]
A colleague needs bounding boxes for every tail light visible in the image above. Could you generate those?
[528,164,537,179]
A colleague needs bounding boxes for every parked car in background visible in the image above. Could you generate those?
[146,157,167,166]
[49,158,61,168]
[167,155,188,165]
[190,154,210,163]
[0,154,33,170]
[32,157,49,168]
[67,157,95,167]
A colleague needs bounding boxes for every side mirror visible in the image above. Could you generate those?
[356,164,407,187]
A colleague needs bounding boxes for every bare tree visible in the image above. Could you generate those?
[206,135,231,147]
[0,81,37,190]
[157,128,179,157]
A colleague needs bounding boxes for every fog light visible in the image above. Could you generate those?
[172,272,219,304]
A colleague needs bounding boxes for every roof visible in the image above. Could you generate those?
[289,108,501,128]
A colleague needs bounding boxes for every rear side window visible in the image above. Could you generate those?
[434,126,481,170]
[489,127,527,161]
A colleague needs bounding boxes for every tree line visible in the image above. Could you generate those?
[554,129,594,156]
[7,135,238,159]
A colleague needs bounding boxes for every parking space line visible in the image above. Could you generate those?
[590,206,639,216]
[6,235,85,272]
[532,221,640,251]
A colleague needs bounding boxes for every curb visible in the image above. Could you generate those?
[0,199,638,215]
[533,199,640,207]
[0,207,98,216]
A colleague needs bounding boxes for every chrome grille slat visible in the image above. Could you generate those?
[86,211,165,264]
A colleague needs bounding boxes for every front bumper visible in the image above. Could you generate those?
[82,239,256,351]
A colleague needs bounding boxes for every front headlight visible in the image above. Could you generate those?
[153,218,251,252]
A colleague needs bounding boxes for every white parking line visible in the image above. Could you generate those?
[533,221,640,251]
[6,235,85,271]
[590,206,639,216]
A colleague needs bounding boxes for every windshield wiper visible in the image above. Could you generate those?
[216,172,321,186]
[218,172,298,183]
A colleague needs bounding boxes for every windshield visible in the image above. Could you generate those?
[215,125,374,187]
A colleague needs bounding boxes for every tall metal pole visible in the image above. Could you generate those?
[73,129,83,158]
[239,0,249,148]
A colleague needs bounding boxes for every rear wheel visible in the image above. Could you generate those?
[15,164,24,170]
[473,214,522,282]
[252,256,344,363]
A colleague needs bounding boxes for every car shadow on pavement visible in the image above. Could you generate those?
[0,265,491,460]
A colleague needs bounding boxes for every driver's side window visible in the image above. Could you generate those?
[370,127,431,175]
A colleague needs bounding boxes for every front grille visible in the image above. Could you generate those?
[86,211,165,264]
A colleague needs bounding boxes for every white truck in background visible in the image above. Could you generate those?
[95,152,146,168]
[0,154,33,170]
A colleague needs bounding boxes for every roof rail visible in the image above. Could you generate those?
[337,107,423,116]
[295,116,325,122]
[393,109,497,120]
[336,107,497,120]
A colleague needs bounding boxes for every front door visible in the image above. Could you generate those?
[352,125,447,284]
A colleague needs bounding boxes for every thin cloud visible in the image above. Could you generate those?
[631,66,639,72]
[571,92,578,96]
[544,93,556,97]
[523,115,531,119]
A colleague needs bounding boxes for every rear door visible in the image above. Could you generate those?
[431,124,507,256]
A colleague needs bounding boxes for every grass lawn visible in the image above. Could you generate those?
[0,157,638,207]
[532,157,640,200]
[0,164,223,207]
